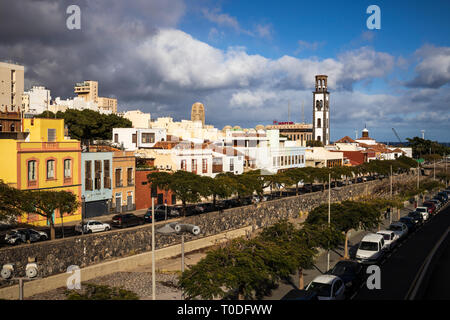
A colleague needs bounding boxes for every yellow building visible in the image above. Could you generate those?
[0,118,82,226]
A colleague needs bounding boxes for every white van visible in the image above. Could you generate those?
[356,233,387,264]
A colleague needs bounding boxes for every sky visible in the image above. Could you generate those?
[1,0,449,142]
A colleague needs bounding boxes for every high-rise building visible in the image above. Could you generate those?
[191,102,205,126]
[0,62,24,133]
[74,80,99,103]
[312,75,330,145]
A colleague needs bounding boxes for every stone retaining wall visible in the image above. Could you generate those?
[0,174,414,281]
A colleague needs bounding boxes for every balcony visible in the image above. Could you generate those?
[115,179,123,188]
[127,179,134,187]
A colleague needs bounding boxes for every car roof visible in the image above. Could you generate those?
[312,274,339,284]
[377,230,394,235]
[361,233,384,242]
[391,221,406,227]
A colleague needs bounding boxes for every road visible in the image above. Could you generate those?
[353,203,450,300]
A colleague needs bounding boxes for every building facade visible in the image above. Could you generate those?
[265,122,313,147]
[191,102,205,127]
[312,75,330,145]
[112,150,136,213]
[81,151,113,218]
[0,118,82,226]
[112,127,167,150]
[135,169,176,210]
[23,86,51,115]
[0,62,24,134]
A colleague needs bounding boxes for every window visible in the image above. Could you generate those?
[28,160,37,181]
[127,168,133,186]
[181,160,186,171]
[94,160,102,190]
[132,133,137,144]
[47,128,56,142]
[317,118,321,128]
[192,159,197,174]
[141,132,155,144]
[104,160,111,189]
[230,158,234,172]
[46,160,55,179]
[64,159,72,179]
[10,123,15,132]
[115,168,122,187]
[114,133,119,143]
[0,123,2,132]
[202,159,208,173]
[85,161,92,190]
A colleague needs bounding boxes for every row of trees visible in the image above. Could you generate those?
[178,196,401,299]
[36,109,132,141]
[406,137,450,158]
[0,180,79,239]
[147,156,418,215]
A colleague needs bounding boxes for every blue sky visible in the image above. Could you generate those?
[1,0,449,142]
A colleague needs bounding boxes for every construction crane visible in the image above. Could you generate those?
[392,128,402,145]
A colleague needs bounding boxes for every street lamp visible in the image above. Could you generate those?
[157,222,201,300]
[81,195,86,235]
[1,258,40,300]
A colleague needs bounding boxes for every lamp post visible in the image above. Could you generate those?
[390,165,393,224]
[152,197,155,301]
[81,195,86,235]
[327,173,331,271]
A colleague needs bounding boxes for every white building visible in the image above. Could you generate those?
[23,86,51,114]
[121,110,151,128]
[112,127,167,150]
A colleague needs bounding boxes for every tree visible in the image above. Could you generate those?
[306,140,324,147]
[27,190,79,240]
[306,200,382,259]
[0,180,28,222]
[36,109,132,141]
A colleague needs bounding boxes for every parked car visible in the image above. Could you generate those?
[306,275,346,300]
[376,230,399,250]
[414,207,430,221]
[437,192,448,202]
[399,216,417,232]
[355,233,387,264]
[75,220,111,234]
[429,199,442,210]
[281,289,319,300]
[144,209,167,223]
[4,228,48,245]
[423,201,437,215]
[328,260,365,294]
[388,222,408,239]
[407,211,424,226]
[111,213,143,228]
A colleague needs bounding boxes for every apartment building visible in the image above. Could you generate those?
[112,150,136,213]
[81,151,113,218]
[112,127,167,150]
[73,80,117,114]
[0,118,82,226]
[0,62,24,134]
[22,86,51,115]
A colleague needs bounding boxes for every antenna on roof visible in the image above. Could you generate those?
[355,129,358,140]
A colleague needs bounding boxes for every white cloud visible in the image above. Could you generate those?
[407,44,450,88]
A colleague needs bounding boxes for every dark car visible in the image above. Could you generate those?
[329,260,365,294]
[4,228,48,245]
[423,201,436,215]
[407,211,424,225]
[111,213,143,228]
[281,289,319,300]
[437,192,448,202]
[399,216,417,232]
[144,208,167,223]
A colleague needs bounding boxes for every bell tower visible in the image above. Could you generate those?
[312,75,330,145]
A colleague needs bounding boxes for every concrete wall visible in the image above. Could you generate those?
[0,173,415,282]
